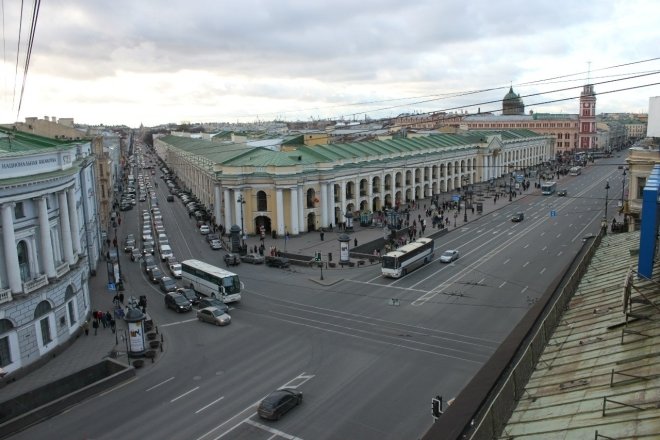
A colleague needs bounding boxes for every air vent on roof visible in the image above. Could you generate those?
[298,155,302,161]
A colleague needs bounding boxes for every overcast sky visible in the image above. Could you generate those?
[0,0,658,127]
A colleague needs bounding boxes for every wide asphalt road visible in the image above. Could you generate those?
[9,155,625,440]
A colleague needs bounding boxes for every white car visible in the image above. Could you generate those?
[199,225,210,235]
[439,249,460,263]
[169,262,182,278]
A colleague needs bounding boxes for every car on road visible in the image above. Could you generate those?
[166,195,174,202]
[265,256,290,268]
[123,238,136,252]
[241,253,265,264]
[210,239,222,250]
[557,189,567,197]
[224,253,241,266]
[142,255,157,273]
[149,267,165,284]
[130,248,142,262]
[439,249,460,263]
[176,287,200,306]
[159,276,177,293]
[511,212,525,222]
[197,298,229,313]
[196,307,232,326]
[142,243,155,256]
[164,292,192,313]
[199,224,210,235]
[169,261,182,278]
[257,388,303,421]
[206,233,220,243]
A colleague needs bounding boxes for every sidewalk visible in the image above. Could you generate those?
[0,179,542,403]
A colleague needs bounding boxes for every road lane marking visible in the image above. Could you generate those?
[523,244,529,249]
[195,396,225,414]
[522,261,529,267]
[540,268,546,275]
[499,281,506,288]
[244,419,303,440]
[542,246,547,251]
[171,386,200,402]
[160,318,199,327]
[521,286,528,293]
[557,251,563,256]
[146,376,175,391]
[540,232,545,236]
[503,258,510,265]
[556,233,561,238]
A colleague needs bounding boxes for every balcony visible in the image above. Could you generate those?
[23,274,48,294]
[0,288,12,304]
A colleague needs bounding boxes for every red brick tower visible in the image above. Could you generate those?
[578,84,597,151]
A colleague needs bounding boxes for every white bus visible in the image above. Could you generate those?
[569,166,581,176]
[541,181,557,195]
[181,259,242,303]
[381,237,434,278]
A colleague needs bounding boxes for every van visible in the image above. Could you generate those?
[160,244,173,261]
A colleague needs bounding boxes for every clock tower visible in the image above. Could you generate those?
[578,84,597,151]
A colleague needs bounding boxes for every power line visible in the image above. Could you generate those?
[16,0,41,118]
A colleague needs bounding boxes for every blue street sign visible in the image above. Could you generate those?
[550,210,557,217]
[451,195,460,202]
[107,282,116,291]
[516,174,524,183]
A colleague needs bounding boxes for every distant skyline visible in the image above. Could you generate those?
[0,0,659,128]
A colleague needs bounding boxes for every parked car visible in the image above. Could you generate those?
[223,253,241,266]
[196,307,232,326]
[241,253,265,264]
[159,276,177,293]
[199,225,210,235]
[265,256,290,268]
[197,298,229,313]
[164,292,192,313]
[206,233,220,243]
[176,287,200,306]
[511,212,525,222]
[257,388,303,421]
[439,249,459,263]
[149,267,165,284]
[210,239,222,250]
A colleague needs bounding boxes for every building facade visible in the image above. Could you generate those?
[155,130,553,236]
[0,129,100,376]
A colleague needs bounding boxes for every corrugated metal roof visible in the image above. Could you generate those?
[500,231,660,439]
[0,128,76,155]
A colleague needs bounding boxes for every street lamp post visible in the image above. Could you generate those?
[621,169,626,208]
[509,171,513,202]
[604,181,610,222]
[237,194,246,248]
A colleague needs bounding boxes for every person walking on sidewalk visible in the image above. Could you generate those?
[82,320,89,336]
[92,319,99,335]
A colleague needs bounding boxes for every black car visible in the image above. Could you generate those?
[224,253,241,266]
[176,288,200,305]
[265,256,290,268]
[197,297,229,314]
[257,388,303,421]
[511,212,525,222]
[142,255,157,273]
[557,189,567,197]
[149,267,164,284]
[164,293,192,313]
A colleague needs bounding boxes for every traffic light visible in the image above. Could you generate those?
[431,396,442,419]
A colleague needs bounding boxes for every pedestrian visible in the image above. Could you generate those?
[354,238,358,247]
[100,311,107,329]
[92,319,99,335]
[82,320,89,336]
[320,231,324,241]
[119,293,124,304]
[109,317,116,334]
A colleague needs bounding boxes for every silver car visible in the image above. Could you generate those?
[439,249,459,263]
[196,307,231,326]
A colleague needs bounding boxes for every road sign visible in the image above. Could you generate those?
[451,195,460,202]
[550,210,557,217]
[516,174,524,183]
[107,282,116,291]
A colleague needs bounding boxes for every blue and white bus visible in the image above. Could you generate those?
[381,238,434,278]
[181,259,243,303]
[541,181,557,195]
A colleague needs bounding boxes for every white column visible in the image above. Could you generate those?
[320,182,329,227]
[276,188,285,235]
[290,187,299,235]
[214,184,222,226]
[223,189,232,227]
[328,183,335,227]
[234,190,244,233]
[37,197,56,279]
[2,203,22,293]
[367,177,373,211]
[67,188,81,256]
[339,181,346,215]
[58,192,75,265]
[297,185,305,233]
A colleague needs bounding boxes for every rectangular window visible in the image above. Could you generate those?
[40,317,52,344]
[0,336,11,367]
[557,133,563,139]
[637,177,646,199]
[14,202,24,219]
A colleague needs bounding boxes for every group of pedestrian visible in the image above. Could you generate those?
[87,310,115,336]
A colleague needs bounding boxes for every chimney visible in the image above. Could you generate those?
[44,116,49,121]
[52,116,57,123]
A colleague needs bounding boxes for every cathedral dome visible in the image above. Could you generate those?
[502,86,525,115]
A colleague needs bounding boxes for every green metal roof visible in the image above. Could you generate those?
[0,127,78,156]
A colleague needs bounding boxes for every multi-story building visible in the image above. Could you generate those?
[0,128,100,376]
[155,129,553,236]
